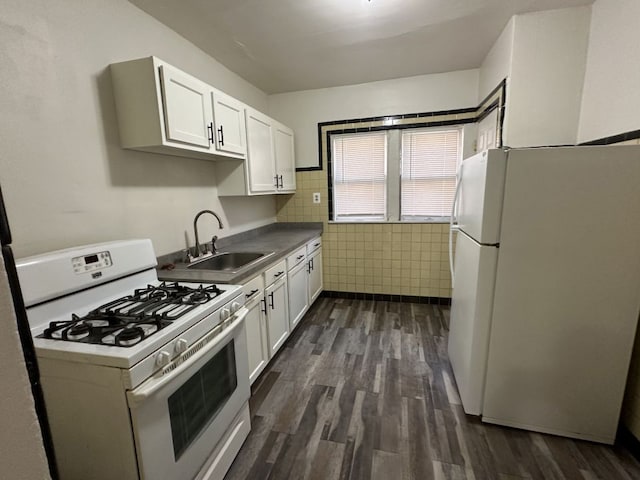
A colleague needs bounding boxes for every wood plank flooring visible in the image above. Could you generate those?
[225,297,640,480]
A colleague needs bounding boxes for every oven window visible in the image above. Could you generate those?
[168,340,237,460]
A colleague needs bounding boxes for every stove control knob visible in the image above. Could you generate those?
[231,301,241,314]
[220,308,231,322]
[175,338,188,354]
[156,351,171,367]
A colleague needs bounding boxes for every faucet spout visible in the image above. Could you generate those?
[193,210,224,258]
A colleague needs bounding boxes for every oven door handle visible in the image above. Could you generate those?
[127,307,248,407]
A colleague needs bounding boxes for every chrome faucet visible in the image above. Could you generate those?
[193,210,224,259]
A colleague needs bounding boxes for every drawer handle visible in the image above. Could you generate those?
[261,297,267,314]
[296,255,305,260]
[314,243,320,247]
[268,292,275,309]
[245,289,259,299]
[274,271,284,278]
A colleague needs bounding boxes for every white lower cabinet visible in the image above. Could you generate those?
[242,238,322,385]
[265,276,289,356]
[244,289,269,384]
[307,239,323,303]
[287,260,309,329]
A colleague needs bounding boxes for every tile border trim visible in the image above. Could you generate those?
[319,79,507,220]
[579,128,640,146]
[307,78,507,173]
[321,290,452,306]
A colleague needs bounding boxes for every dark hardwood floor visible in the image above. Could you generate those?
[225,297,640,480]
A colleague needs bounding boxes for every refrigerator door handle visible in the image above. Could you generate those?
[449,163,464,285]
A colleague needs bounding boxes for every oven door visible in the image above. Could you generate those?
[127,307,250,480]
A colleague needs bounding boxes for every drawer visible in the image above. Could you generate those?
[306,237,322,255]
[286,246,307,271]
[242,275,264,302]
[264,259,286,286]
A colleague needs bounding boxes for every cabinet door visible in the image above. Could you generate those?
[244,296,270,385]
[287,261,309,330]
[245,108,276,193]
[159,64,212,148]
[308,249,323,303]
[212,91,247,156]
[274,123,296,192]
[266,278,289,355]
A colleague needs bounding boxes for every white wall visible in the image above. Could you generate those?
[0,0,276,259]
[578,0,640,143]
[268,70,480,169]
[505,7,591,147]
[478,18,514,101]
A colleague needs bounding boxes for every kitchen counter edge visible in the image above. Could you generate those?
[156,223,323,285]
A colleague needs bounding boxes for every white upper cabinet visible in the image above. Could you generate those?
[159,64,213,149]
[217,109,297,196]
[110,56,244,160]
[246,108,277,193]
[211,90,247,156]
[111,56,295,194]
[274,122,296,192]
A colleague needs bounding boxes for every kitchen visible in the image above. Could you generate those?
[2,0,640,479]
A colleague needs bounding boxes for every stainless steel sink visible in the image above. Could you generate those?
[187,252,271,272]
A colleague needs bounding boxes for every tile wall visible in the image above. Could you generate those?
[276,85,507,299]
[276,169,455,298]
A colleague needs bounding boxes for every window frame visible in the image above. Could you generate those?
[399,126,463,223]
[328,125,463,224]
[331,131,388,222]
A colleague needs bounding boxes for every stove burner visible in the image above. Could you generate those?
[66,323,91,341]
[96,282,225,321]
[188,287,211,304]
[39,282,227,347]
[116,325,144,347]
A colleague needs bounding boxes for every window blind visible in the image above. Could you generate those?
[332,132,387,221]
[401,128,460,219]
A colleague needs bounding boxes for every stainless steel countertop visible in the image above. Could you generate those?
[157,223,323,284]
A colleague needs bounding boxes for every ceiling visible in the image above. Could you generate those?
[130,0,594,94]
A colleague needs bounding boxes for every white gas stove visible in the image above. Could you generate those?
[17,239,252,480]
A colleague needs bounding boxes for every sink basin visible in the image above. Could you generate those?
[188,252,270,272]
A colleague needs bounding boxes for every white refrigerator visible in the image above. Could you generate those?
[447,146,640,444]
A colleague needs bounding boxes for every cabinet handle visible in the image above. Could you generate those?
[308,260,312,274]
[278,175,283,188]
[274,271,284,278]
[217,125,224,146]
[207,122,215,144]
[274,175,279,187]
[310,258,314,271]
[268,292,275,309]
[246,289,259,299]
[314,243,320,247]
[296,255,305,260]
[261,297,267,314]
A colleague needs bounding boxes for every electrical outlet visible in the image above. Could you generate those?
[313,192,321,204]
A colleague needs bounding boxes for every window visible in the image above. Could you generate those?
[330,127,461,222]
[401,128,460,221]
[332,132,387,221]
